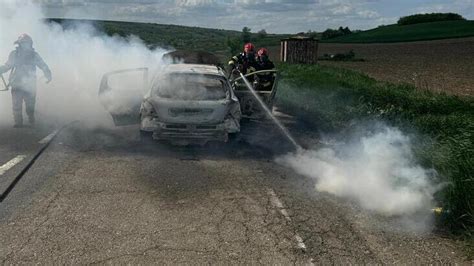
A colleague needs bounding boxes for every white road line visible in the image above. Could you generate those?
[268,189,316,265]
[267,189,313,255]
[268,189,292,222]
[0,155,27,176]
[38,130,59,144]
[295,234,307,250]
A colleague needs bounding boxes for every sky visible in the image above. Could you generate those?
[34,0,474,33]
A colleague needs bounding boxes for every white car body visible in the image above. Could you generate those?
[99,64,241,145]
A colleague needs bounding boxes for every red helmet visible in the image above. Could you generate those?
[14,33,33,45]
[257,48,268,57]
[244,43,255,53]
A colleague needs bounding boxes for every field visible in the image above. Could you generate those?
[317,37,474,96]
[326,20,474,43]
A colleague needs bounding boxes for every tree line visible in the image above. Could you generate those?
[398,13,465,25]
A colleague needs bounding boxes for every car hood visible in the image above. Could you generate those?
[148,97,231,124]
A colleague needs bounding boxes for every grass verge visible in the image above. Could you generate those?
[276,63,473,246]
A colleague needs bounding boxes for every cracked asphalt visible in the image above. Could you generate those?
[0,120,468,264]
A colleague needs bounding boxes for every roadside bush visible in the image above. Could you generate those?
[398,13,465,25]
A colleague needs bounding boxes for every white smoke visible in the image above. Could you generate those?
[0,1,169,127]
[277,126,439,217]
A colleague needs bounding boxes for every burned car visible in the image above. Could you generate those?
[99,64,241,145]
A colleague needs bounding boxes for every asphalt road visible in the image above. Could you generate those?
[0,119,467,264]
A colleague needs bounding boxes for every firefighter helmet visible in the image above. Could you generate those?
[14,33,33,46]
[244,43,255,53]
[257,48,268,57]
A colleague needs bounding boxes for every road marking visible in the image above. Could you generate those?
[295,234,307,250]
[0,155,27,176]
[268,189,315,265]
[38,130,59,144]
[269,189,292,221]
[268,189,309,249]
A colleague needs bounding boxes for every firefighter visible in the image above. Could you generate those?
[0,34,51,128]
[255,48,275,91]
[228,42,258,79]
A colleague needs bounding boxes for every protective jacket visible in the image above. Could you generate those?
[0,47,51,91]
[228,52,258,75]
[256,59,275,81]
[255,57,275,91]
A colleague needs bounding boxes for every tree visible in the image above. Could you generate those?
[257,29,267,38]
[322,28,339,39]
[322,26,352,40]
[241,27,251,43]
[342,27,352,35]
[226,37,240,56]
[306,30,319,38]
[398,13,465,25]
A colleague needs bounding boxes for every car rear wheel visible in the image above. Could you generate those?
[139,130,153,143]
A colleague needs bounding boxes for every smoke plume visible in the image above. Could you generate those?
[0,1,169,127]
[277,125,439,217]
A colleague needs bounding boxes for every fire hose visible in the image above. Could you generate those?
[233,69,301,151]
[0,74,9,91]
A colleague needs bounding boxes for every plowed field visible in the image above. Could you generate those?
[318,37,474,96]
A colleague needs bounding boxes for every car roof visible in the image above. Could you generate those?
[163,64,225,77]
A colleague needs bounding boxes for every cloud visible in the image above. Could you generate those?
[331,5,354,15]
[357,9,380,19]
[36,0,473,33]
[178,0,217,7]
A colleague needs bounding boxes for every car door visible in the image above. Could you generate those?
[98,68,148,126]
[230,69,279,117]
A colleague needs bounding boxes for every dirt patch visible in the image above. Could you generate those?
[318,38,474,96]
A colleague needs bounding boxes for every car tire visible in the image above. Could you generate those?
[139,130,153,143]
[228,132,245,144]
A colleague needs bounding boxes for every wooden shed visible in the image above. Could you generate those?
[280,36,319,64]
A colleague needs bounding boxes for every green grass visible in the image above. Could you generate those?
[324,20,474,43]
[47,19,288,55]
[276,64,474,240]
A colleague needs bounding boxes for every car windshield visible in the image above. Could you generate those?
[153,73,228,101]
